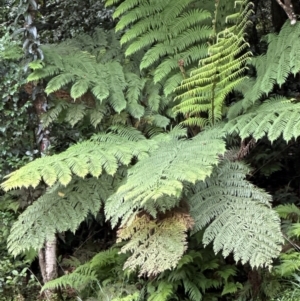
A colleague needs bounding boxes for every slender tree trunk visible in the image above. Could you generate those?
[38,238,58,283]
[34,90,58,299]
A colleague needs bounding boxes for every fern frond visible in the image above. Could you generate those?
[106,0,211,96]
[42,248,122,291]
[41,100,70,127]
[189,160,283,268]
[105,127,226,227]
[228,21,300,117]
[174,0,252,126]
[118,211,194,276]
[1,127,152,190]
[147,281,174,301]
[275,251,300,277]
[7,177,114,256]
[224,97,300,142]
[277,204,300,221]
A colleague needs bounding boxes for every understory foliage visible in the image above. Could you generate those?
[4,0,300,300]
[43,234,243,301]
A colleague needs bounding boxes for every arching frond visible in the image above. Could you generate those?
[228,21,300,118]
[105,127,226,227]
[189,160,283,268]
[224,97,300,143]
[1,126,152,190]
[7,176,115,256]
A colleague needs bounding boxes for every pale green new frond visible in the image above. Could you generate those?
[189,160,283,268]
[224,97,300,142]
[174,0,252,126]
[105,127,226,227]
[7,177,114,256]
[1,127,152,190]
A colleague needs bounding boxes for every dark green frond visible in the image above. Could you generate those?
[106,0,212,96]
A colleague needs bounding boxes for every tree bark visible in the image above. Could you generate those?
[34,89,58,299]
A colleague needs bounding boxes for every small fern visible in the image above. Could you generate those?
[42,248,125,291]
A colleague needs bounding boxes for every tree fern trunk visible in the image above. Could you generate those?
[39,237,58,286]
[34,91,58,298]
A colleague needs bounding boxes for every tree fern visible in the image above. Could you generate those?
[224,96,300,143]
[105,0,212,96]
[174,0,253,127]
[6,176,117,256]
[105,126,226,227]
[189,160,283,268]
[228,21,300,118]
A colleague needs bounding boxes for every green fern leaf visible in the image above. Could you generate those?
[225,97,300,143]
[175,0,252,126]
[106,0,211,96]
[148,281,174,301]
[105,127,226,227]
[70,80,89,99]
[7,177,114,256]
[189,160,283,268]
[228,21,300,117]
[117,211,193,276]
[64,104,87,127]
[1,126,152,190]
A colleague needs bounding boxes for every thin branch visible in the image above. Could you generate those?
[275,0,297,25]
